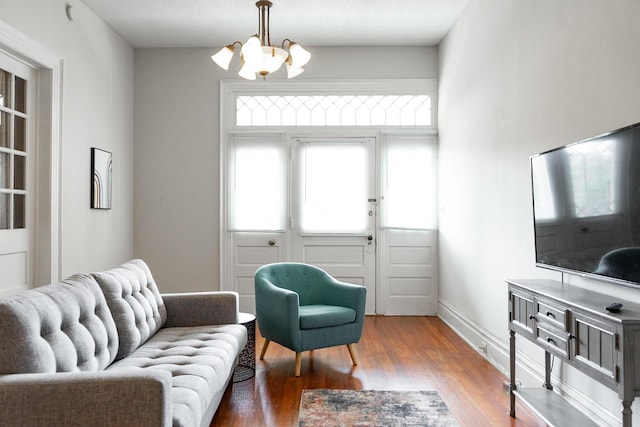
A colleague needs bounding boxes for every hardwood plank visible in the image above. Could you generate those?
[211,316,546,426]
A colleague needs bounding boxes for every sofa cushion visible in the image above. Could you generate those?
[107,324,248,427]
[0,274,119,374]
[93,259,167,360]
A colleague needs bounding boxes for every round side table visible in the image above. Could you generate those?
[233,312,256,382]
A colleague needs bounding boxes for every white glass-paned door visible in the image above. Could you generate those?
[298,140,370,234]
[383,137,437,230]
[292,137,376,313]
[229,135,286,231]
[378,135,438,315]
[0,52,36,295]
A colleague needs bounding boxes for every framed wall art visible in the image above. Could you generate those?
[91,148,112,209]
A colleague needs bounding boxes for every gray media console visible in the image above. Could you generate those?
[508,279,640,427]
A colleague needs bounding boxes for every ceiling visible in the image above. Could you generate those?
[79,0,470,48]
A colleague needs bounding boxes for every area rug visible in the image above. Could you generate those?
[298,389,460,427]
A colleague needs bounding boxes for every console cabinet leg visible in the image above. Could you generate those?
[543,351,553,390]
[622,400,633,427]
[509,329,517,417]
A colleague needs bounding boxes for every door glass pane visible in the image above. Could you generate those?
[384,139,436,229]
[14,154,25,190]
[300,142,368,233]
[14,116,25,151]
[230,142,285,231]
[0,152,8,188]
[0,193,8,229]
[13,194,24,229]
[0,69,9,108]
[14,76,26,114]
[0,111,8,148]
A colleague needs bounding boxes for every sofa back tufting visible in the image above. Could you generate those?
[92,259,167,360]
[0,273,119,374]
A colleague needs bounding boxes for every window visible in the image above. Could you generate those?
[228,136,286,231]
[382,136,437,229]
[298,140,371,234]
[237,95,431,127]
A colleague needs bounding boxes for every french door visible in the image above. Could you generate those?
[225,134,438,315]
[0,53,36,295]
[291,137,376,313]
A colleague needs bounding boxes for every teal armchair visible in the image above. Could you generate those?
[254,262,367,376]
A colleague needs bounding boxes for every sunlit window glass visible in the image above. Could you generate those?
[237,95,431,127]
[230,141,285,231]
[384,141,436,229]
[300,143,368,233]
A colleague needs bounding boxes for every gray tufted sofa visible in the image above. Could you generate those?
[0,259,247,427]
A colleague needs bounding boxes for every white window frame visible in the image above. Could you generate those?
[221,79,438,133]
[220,79,438,288]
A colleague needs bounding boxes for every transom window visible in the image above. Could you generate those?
[236,94,431,127]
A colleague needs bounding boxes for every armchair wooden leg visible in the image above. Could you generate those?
[294,352,302,377]
[260,339,271,360]
[347,343,360,366]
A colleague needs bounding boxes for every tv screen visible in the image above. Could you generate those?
[531,121,640,286]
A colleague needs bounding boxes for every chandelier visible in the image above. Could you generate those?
[211,0,311,80]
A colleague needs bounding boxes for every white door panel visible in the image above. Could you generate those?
[292,234,376,313]
[232,232,285,313]
[378,229,438,315]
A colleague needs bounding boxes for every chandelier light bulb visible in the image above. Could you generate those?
[211,45,235,70]
[288,42,311,68]
[238,59,257,80]
[285,60,304,79]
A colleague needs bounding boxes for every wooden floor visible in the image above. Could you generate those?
[211,316,546,427]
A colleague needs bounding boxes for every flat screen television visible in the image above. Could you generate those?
[531,121,640,287]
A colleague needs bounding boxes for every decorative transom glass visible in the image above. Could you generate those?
[236,95,431,127]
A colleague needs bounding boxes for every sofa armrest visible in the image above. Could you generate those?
[162,291,239,327]
[0,369,172,427]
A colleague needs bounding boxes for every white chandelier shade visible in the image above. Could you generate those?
[210,1,311,80]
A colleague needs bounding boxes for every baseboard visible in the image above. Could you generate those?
[437,297,617,427]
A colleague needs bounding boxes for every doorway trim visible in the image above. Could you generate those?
[0,19,63,287]
[220,79,438,313]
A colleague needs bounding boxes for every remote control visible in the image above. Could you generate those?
[605,302,623,312]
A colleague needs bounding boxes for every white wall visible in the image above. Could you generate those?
[438,0,640,424]
[0,0,134,278]
[133,46,437,292]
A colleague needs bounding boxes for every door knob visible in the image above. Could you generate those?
[268,239,276,246]
[367,235,373,241]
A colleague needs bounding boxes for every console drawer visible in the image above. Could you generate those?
[536,297,569,331]
[536,323,569,358]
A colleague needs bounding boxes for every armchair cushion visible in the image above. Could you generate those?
[299,305,356,330]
